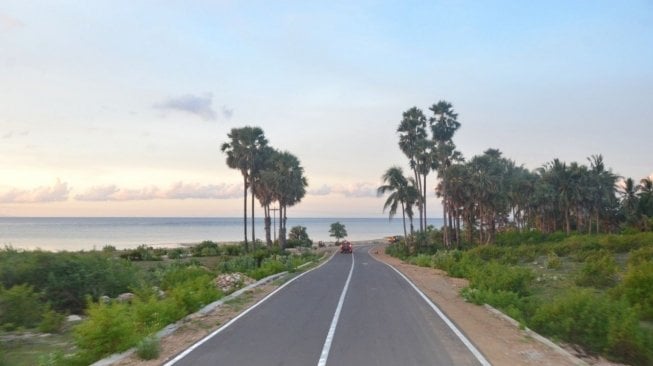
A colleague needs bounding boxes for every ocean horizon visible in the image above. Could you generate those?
[0,217,444,252]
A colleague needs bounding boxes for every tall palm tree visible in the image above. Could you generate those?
[429,100,461,247]
[272,151,307,249]
[397,107,428,232]
[221,126,268,251]
[253,147,278,246]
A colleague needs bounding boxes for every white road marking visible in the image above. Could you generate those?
[369,247,492,366]
[163,250,338,366]
[317,251,355,366]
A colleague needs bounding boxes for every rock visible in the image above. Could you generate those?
[99,295,111,304]
[116,292,135,303]
[67,315,83,322]
[214,273,255,293]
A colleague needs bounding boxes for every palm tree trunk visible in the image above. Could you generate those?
[423,173,427,232]
[251,189,256,247]
[414,170,423,232]
[401,202,408,240]
[442,179,448,247]
[264,205,272,246]
[243,175,248,251]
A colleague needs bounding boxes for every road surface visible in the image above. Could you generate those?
[168,245,488,366]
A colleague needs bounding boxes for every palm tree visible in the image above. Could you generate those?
[377,166,413,240]
[221,126,268,251]
[397,107,428,232]
[253,147,278,246]
[271,151,308,249]
[619,177,640,222]
[429,100,461,247]
[638,177,653,217]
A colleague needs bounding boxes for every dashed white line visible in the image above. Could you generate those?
[317,251,355,366]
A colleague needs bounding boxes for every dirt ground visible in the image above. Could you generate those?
[116,243,622,366]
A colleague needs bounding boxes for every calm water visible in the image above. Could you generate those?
[0,217,444,251]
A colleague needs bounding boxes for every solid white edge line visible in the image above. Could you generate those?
[369,246,492,366]
[163,250,338,366]
[317,250,355,366]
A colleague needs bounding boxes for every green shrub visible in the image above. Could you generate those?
[575,250,618,288]
[627,246,653,267]
[431,250,463,274]
[223,244,244,256]
[461,287,528,323]
[546,251,562,269]
[74,301,139,361]
[38,307,65,333]
[0,284,45,330]
[191,241,220,257]
[409,254,432,267]
[136,336,160,360]
[247,258,287,280]
[167,248,186,259]
[468,261,534,296]
[119,245,161,261]
[218,255,257,273]
[619,261,653,320]
[531,289,651,364]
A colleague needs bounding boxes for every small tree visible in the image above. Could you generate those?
[288,226,312,248]
[329,222,348,243]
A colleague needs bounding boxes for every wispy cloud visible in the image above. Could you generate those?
[0,13,23,32]
[0,179,70,203]
[2,130,29,139]
[74,182,241,201]
[155,93,217,121]
[309,182,377,198]
[221,105,234,120]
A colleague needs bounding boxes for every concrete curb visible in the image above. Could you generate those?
[483,304,588,366]
[90,252,329,366]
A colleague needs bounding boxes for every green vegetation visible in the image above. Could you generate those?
[136,336,160,360]
[0,242,320,365]
[329,222,347,243]
[388,231,653,365]
[286,226,313,248]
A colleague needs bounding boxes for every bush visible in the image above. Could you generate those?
[166,248,186,259]
[546,251,562,269]
[409,254,432,268]
[619,261,653,320]
[531,289,651,364]
[136,336,160,360]
[74,300,139,361]
[627,246,653,267]
[119,245,161,261]
[468,261,534,296]
[461,288,528,323]
[191,241,220,257]
[39,307,66,333]
[223,244,244,256]
[0,284,45,330]
[247,258,287,280]
[575,250,618,288]
[287,226,313,248]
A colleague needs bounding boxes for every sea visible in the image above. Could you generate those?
[0,217,444,252]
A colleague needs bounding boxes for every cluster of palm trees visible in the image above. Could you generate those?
[221,126,308,250]
[378,101,462,246]
[379,102,653,247]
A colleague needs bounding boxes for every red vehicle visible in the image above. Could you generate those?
[340,240,352,254]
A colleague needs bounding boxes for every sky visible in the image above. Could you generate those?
[1,1,652,218]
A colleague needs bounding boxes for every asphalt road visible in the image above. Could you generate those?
[168,246,487,366]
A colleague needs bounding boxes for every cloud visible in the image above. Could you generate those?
[221,105,234,120]
[74,182,241,201]
[2,130,29,139]
[155,93,217,121]
[0,179,70,203]
[308,184,331,196]
[309,182,377,198]
[0,13,23,32]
